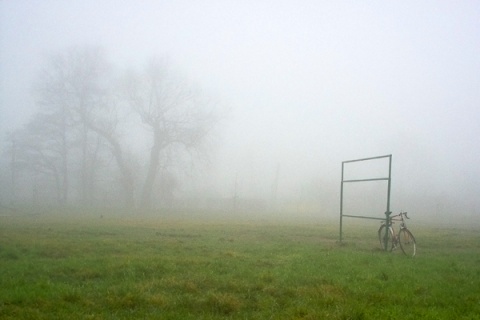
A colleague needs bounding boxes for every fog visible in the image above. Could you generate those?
[1,1,479,225]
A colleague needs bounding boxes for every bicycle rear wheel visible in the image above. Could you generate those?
[378,224,394,251]
[398,228,416,257]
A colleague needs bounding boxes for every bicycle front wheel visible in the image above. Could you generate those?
[398,228,416,257]
[378,224,394,251]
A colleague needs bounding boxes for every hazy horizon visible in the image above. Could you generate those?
[1,1,479,223]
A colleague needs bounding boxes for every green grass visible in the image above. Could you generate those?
[0,211,479,319]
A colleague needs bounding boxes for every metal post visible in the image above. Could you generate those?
[383,155,392,250]
[386,155,392,215]
[339,161,345,242]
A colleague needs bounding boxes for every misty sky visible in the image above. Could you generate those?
[1,1,479,220]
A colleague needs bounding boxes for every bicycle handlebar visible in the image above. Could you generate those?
[402,212,409,219]
[389,211,409,220]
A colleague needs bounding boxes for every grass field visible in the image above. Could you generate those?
[1,210,479,319]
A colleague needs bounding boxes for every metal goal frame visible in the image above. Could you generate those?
[339,154,392,249]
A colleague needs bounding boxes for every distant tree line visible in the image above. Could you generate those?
[2,46,219,210]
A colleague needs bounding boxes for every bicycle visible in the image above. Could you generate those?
[378,211,416,256]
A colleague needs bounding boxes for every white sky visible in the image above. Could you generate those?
[1,1,479,219]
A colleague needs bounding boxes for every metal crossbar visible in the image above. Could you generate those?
[342,178,389,183]
[342,214,386,221]
[342,154,392,163]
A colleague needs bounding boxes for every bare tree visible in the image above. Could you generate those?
[63,47,110,206]
[35,47,118,206]
[4,132,18,206]
[125,59,218,209]
[31,46,140,208]
[33,57,74,204]
[10,113,68,205]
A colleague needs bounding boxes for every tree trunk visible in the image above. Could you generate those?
[87,124,135,209]
[60,109,69,206]
[108,136,135,209]
[141,127,161,209]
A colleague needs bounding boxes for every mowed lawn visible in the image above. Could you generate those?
[1,211,479,319]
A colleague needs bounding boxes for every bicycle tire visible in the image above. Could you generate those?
[378,224,394,251]
[398,228,416,257]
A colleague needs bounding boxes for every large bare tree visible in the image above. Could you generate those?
[125,59,218,209]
